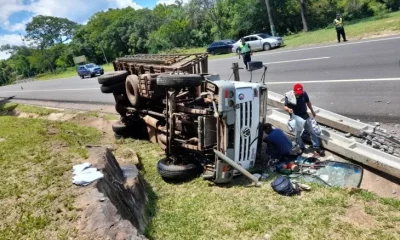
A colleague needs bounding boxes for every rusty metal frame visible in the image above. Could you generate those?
[113,53,209,75]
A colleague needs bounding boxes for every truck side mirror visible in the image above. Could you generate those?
[248,61,263,71]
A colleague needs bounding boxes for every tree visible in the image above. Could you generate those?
[298,0,308,32]
[25,15,79,49]
[24,15,78,72]
[191,0,228,40]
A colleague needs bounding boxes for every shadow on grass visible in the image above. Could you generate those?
[0,97,18,116]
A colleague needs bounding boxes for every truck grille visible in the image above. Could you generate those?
[238,102,252,163]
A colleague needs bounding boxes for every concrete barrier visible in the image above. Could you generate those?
[267,91,375,136]
[266,109,400,179]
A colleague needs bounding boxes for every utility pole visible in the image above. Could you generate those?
[101,47,108,64]
[264,0,276,36]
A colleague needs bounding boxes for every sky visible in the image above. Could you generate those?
[0,0,188,60]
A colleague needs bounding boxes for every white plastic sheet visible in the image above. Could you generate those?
[72,163,103,186]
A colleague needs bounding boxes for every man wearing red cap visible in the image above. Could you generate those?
[284,83,322,155]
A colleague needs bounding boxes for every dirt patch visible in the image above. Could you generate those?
[17,112,39,118]
[71,114,116,144]
[47,112,76,121]
[360,30,400,40]
[360,169,400,199]
[340,204,377,228]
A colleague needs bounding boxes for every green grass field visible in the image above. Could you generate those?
[1,103,400,239]
[115,138,400,240]
[0,106,101,239]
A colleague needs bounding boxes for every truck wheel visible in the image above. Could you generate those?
[157,158,203,181]
[156,74,203,89]
[126,75,142,108]
[98,70,129,86]
[80,75,84,79]
[100,81,125,94]
[263,43,271,51]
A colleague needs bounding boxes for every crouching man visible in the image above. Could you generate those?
[263,123,293,161]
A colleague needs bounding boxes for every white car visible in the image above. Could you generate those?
[232,33,284,53]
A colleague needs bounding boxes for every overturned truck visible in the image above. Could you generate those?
[97,54,268,183]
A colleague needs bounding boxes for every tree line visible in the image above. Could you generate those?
[1,0,399,85]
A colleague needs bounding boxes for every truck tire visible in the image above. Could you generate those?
[125,75,143,108]
[263,43,271,51]
[156,74,203,89]
[100,81,125,94]
[98,70,129,86]
[157,158,203,181]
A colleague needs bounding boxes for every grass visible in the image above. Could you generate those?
[35,63,114,81]
[1,102,400,239]
[0,102,62,116]
[114,138,400,240]
[0,108,101,239]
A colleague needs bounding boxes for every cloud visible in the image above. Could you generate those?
[156,0,189,5]
[3,18,32,32]
[112,0,143,9]
[0,0,143,59]
[0,34,25,60]
[0,0,143,32]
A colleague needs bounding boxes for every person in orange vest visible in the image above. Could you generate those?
[333,13,347,43]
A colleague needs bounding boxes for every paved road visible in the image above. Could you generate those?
[0,35,399,123]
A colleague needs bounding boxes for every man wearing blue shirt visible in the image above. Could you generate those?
[263,123,293,160]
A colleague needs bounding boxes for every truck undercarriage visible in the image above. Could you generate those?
[97,54,268,184]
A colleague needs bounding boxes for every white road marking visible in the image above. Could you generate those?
[0,88,99,93]
[263,56,330,65]
[267,77,400,85]
[211,35,400,62]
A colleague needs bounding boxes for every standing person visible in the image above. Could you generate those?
[284,83,323,155]
[238,38,252,70]
[263,123,294,161]
[333,13,347,43]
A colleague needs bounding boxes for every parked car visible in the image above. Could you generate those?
[206,40,234,55]
[77,63,104,78]
[232,33,284,53]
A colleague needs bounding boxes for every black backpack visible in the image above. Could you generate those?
[271,176,300,196]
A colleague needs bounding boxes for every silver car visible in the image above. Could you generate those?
[232,33,284,53]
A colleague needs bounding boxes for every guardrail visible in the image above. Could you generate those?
[267,91,375,136]
[266,109,400,179]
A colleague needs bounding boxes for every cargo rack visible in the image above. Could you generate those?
[112,53,209,75]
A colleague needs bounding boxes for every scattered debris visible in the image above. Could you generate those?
[374,100,382,103]
[72,163,104,186]
[387,101,391,104]
[375,122,380,126]
[395,124,400,128]
[393,190,397,194]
